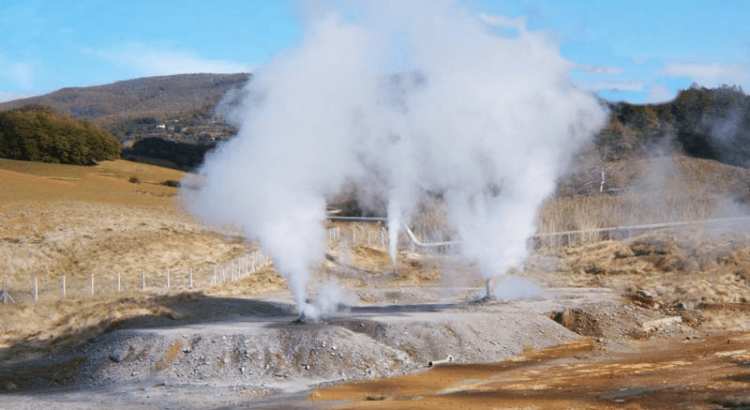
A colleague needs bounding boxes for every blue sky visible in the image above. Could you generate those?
[0,0,748,104]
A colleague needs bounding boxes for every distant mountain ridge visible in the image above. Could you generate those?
[2,74,750,176]
[0,73,249,124]
[0,73,250,169]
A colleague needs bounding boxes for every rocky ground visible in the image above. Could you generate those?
[0,283,718,410]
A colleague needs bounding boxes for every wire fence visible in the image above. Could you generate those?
[0,250,273,305]
[0,227,389,305]
[7,216,741,305]
[326,225,390,249]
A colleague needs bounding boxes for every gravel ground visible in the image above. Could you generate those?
[0,286,692,410]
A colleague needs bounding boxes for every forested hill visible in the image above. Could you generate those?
[0,73,250,147]
[1,74,749,173]
[0,105,121,165]
[595,84,750,168]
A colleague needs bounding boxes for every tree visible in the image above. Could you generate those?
[0,105,121,165]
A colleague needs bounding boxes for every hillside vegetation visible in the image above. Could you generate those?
[0,105,120,165]
[0,73,249,155]
[590,84,750,165]
[0,73,249,125]
[2,74,749,173]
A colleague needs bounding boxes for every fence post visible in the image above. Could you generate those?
[62,276,66,298]
[33,277,38,302]
[189,267,193,288]
[141,271,145,291]
[117,272,121,293]
[1,280,14,304]
[166,268,170,289]
[90,275,94,296]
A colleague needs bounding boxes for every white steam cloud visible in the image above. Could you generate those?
[184,1,606,313]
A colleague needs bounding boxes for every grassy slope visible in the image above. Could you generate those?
[1,154,749,364]
[0,158,445,361]
[0,159,266,360]
[538,156,750,235]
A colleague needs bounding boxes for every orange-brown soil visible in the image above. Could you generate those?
[311,334,750,409]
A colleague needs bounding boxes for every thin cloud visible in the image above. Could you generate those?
[88,43,249,76]
[0,90,35,103]
[0,57,34,90]
[478,13,528,32]
[573,63,625,76]
[572,78,645,93]
[661,61,750,88]
[644,83,674,103]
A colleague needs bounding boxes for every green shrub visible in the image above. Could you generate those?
[0,105,121,165]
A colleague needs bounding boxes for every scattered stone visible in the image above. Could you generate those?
[110,349,129,363]
[1,381,17,392]
[168,311,184,320]
[711,395,750,408]
[637,290,657,299]
[642,316,683,332]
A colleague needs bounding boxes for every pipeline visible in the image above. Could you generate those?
[328,215,750,249]
[428,355,454,367]
[401,223,459,248]
[327,216,458,249]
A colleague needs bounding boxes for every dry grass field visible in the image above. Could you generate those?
[2,155,749,341]
[0,158,286,359]
[538,156,750,236]
[2,155,750,409]
[0,158,461,363]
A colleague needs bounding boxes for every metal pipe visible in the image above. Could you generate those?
[328,216,387,222]
[428,355,454,367]
[327,215,750,248]
[533,216,750,238]
[401,223,459,248]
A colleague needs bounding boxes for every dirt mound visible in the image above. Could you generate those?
[0,287,620,406]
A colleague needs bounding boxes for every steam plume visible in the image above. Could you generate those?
[184,1,606,312]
